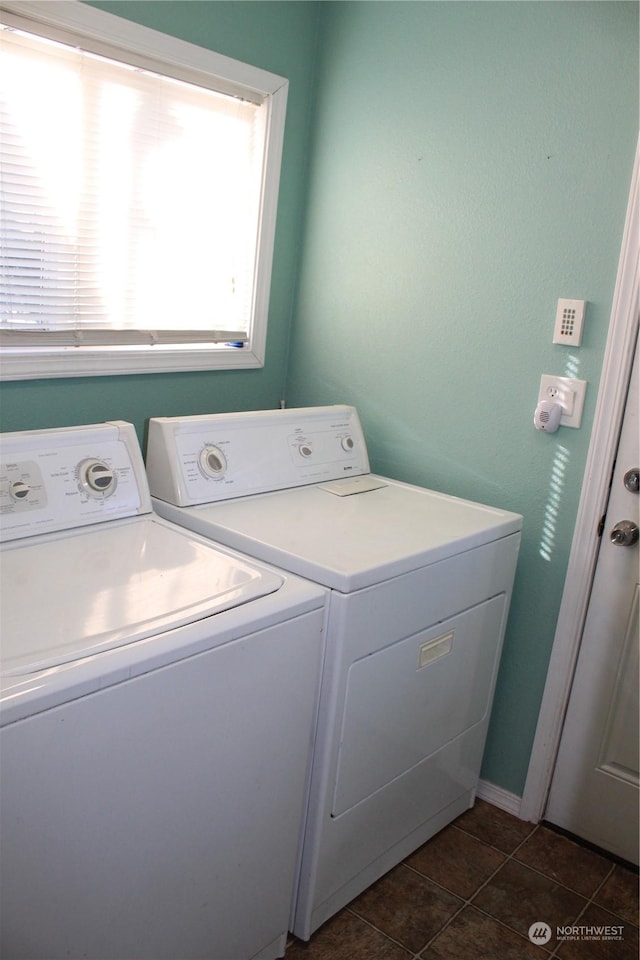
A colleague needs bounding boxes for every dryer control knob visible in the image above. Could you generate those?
[298,443,313,458]
[199,445,227,479]
[341,436,355,452]
[80,459,116,494]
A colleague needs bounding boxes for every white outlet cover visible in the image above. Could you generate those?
[539,375,587,428]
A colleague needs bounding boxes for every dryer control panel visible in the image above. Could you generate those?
[147,405,370,506]
[0,422,151,542]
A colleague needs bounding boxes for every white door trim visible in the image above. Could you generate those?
[520,137,640,823]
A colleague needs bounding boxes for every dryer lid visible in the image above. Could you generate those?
[1,517,281,675]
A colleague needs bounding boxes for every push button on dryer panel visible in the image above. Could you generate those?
[287,428,360,470]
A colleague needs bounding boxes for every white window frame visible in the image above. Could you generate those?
[0,0,288,380]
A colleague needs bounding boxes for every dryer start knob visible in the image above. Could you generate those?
[199,445,227,479]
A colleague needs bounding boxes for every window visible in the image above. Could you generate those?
[0,1,288,379]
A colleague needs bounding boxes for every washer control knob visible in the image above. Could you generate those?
[9,479,31,501]
[81,459,115,494]
[298,443,313,458]
[341,436,355,452]
[199,445,227,479]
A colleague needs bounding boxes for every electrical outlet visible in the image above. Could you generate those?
[553,299,586,346]
[539,375,587,428]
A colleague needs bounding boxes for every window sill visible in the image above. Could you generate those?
[0,342,265,380]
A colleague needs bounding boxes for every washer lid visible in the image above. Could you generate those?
[167,477,522,592]
[1,517,281,676]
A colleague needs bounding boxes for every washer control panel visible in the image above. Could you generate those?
[0,421,150,542]
[147,405,370,506]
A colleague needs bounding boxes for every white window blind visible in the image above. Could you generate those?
[0,2,288,378]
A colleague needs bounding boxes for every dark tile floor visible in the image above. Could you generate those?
[286,800,638,960]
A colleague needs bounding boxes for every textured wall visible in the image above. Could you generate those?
[286,1,638,794]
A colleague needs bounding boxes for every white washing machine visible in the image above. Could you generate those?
[145,405,523,940]
[0,421,327,960]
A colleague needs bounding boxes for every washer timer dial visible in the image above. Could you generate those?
[78,459,116,496]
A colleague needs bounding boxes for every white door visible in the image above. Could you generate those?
[545,334,639,864]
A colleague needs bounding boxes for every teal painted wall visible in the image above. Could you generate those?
[0,1,320,445]
[2,0,637,798]
[286,2,638,794]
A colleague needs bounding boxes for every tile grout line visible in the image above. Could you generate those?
[462,822,633,957]
[343,822,544,958]
[442,822,636,958]
[414,821,631,957]
[547,862,620,959]
[345,847,510,960]
[343,904,417,957]
[461,822,558,958]
[509,846,636,929]
[404,819,631,958]
[412,823,553,957]
[288,816,635,958]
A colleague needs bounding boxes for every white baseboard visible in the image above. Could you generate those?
[476,779,528,819]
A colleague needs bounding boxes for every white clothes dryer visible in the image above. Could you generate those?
[0,421,326,960]
[146,405,523,940]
